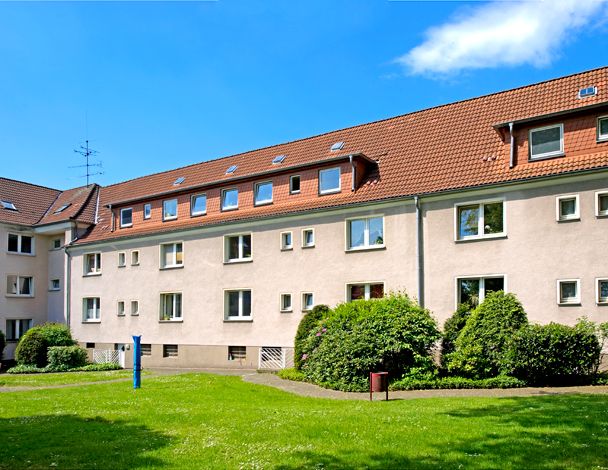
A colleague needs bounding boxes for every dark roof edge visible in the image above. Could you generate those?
[493,101,608,129]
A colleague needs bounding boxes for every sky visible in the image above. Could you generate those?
[1,0,607,190]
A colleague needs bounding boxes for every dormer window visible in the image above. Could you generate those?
[120,208,133,228]
[319,167,341,195]
[529,124,563,160]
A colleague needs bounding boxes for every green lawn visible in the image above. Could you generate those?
[0,370,133,387]
[1,373,607,469]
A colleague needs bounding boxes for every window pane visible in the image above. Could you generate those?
[600,281,608,301]
[144,204,151,219]
[282,232,292,248]
[242,291,251,317]
[20,236,32,254]
[19,277,31,295]
[319,168,340,193]
[228,292,239,317]
[304,230,314,246]
[369,217,384,245]
[174,294,182,318]
[350,285,365,300]
[370,284,384,299]
[290,176,300,193]
[228,237,239,260]
[459,279,480,306]
[6,320,16,341]
[561,282,577,301]
[121,209,132,226]
[163,245,174,266]
[560,198,577,217]
[7,275,17,294]
[483,203,503,234]
[242,235,252,259]
[531,126,561,157]
[8,234,18,252]
[175,244,183,264]
[255,182,273,204]
[599,118,608,137]
[163,199,177,219]
[458,205,479,238]
[192,195,206,214]
[484,277,504,295]
[281,295,291,310]
[349,219,366,248]
[599,194,608,213]
[222,189,238,210]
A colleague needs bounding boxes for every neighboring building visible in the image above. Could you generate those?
[2,67,608,368]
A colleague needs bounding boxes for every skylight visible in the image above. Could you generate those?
[578,86,597,98]
[54,203,71,214]
[330,142,344,152]
[226,165,238,175]
[0,200,17,211]
[173,177,185,186]
[272,155,286,164]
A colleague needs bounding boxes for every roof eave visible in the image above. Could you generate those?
[493,101,608,129]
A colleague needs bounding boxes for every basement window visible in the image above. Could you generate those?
[228,346,246,360]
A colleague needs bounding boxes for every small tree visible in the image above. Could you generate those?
[440,302,473,368]
[294,305,329,371]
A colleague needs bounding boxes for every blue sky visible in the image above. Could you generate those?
[1,0,607,190]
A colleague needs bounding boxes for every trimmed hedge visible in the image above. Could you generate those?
[391,375,526,391]
[15,323,75,367]
[502,320,602,386]
[294,304,329,371]
[47,346,88,370]
[7,362,121,374]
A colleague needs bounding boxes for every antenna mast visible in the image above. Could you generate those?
[72,140,103,186]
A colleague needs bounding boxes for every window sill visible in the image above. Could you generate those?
[455,234,507,243]
[160,265,184,271]
[221,207,239,212]
[120,224,133,229]
[117,314,125,317]
[131,263,140,267]
[224,259,253,265]
[281,247,293,252]
[319,189,341,196]
[48,289,61,292]
[163,217,178,222]
[254,201,273,207]
[596,302,608,306]
[289,190,301,195]
[557,217,580,223]
[345,245,386,253]
[159,319,183,323]
[118,265,126,268]
[191,212,207,217]
[597,137,608,143]
[280,309,293,313]
[83,273,102,277]
[302,245,315,249]
[557,302,581,307]
[224,318,253,323]
[82,320,101,324]
[528,152,565,162]
[5,294,34,299]
[6,251,36,257]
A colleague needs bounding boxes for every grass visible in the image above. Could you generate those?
[0,370,134,387]
[1,373,607,469]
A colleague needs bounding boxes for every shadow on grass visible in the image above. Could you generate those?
[0,414,171,469]
[276,395,608,469]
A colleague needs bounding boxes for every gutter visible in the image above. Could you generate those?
[509,122,515,169]
[414,195,424,307]
[493,100,608,129]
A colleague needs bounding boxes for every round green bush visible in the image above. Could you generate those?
[37,323,75,347]
[502,320,602,386]
[47,345,88,370]
[440,301,473,368]
[301,293,441,391]
[294,304,329,371]
[15,330,48,367]
[446,291,528,379]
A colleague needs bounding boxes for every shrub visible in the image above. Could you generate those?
[6,364,46,374]
[301,293,441,391]
[294,304,330,371]
[502,320,602,386]
[37,323,75,347]
[47,345,88,370]
[0,330,5,361]
[391,375,525,391]
[446,291,528,379]
[277,368,307,382]
[440,302,473,367]
[15,323,76,367]
[74,362,122,371]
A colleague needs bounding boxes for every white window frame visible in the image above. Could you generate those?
[162,199,178,221]
[254,181,273,206]
[143,203,152,220]
[454,199,506,241]
[131,250,140,266]
[117,300,125,316]
[82,297,101,322]
[159,242,184,269]
[7,233,35,256]
[280,231,293,251]
[83,252,102,276]
[52,238,62,250]
[131,300,139,315]
[318,167,341,195]
[159,292,183,321]
[529,123,564,160]
[595,191,608,217]
[6,274,34,297]
[556,194,580,222]
[221,188,239,211]
[454,275,507,309]
[596,278,608,305]
[280,293,293,313]
[224,289,253,321]
[190,194,207,217]
[289,175,301,194]
[301,228,315,248]
[120,208,133,228]
[223,233,252,263]
[5,319,32,341]
[557,279,581,306]
[49,279,60,291]
[597,115,608,142]
[118,252,126,267]
[346,282,385,301]
[345,215,385,251]
[302,292,314,311]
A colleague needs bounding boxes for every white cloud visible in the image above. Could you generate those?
[398,0,608,76]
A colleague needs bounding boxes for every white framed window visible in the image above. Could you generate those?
[163,344,178,357]
[160,242,183,269]
[557,279,580,305]
[280,293,292,312]
[143,203,152,220]
[455,200,505,240]
[595,191,608,217]
[131,300,139,315]
[346,216,384,250]
[163,199,178,221]
[598,116,608,142]
[5,319,32,341]
[120,208,133,228]
[221,188,239,211]
[118,252,126,267]
[6,275,33,297]
[456,276,505,308]
[302,292,314,311]
[131,250,140,266]
[290,175,301,194]
[280,231,293,251]
[7,233,34,255]
[319,167,341,195]
[254,181,273,206]
[302,228,315,248]
[117,301,125,316]
[529,123,564,160]
[84,252,102,275]
[224,234,252,263]
[49,279,60,291]
[556,195,580,222]
[83,297,100,322]
[160,292,182,321]
[191,194,207,216]
[596,279,608,305]
[347,283,385,301]
[228,346,246,361]
[224,289,252,320]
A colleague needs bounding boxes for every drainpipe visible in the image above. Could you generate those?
[63,222,80,327]
[349,155,356,191]
[414,195,425,307]
[109,204,115,232]
[509,122,515,168]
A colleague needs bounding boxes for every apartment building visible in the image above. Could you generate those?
[1,67,608,368]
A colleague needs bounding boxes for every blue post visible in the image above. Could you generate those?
[133,335,141,389]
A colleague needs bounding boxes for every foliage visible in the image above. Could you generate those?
[0,329,5,362]
[440,302,473,368]
[14,323,75,367]
[301,293,441,391]
[294,304,329,370]
[47,346,88,370]
[277,368,307,382]
[391,375,526,391]
[446,291,528,379]
[502,320,602,386]
[7,362,121,374]
[6,364,46,374]
[74,362,122,372]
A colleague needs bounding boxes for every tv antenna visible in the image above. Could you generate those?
[72,140,103,186]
